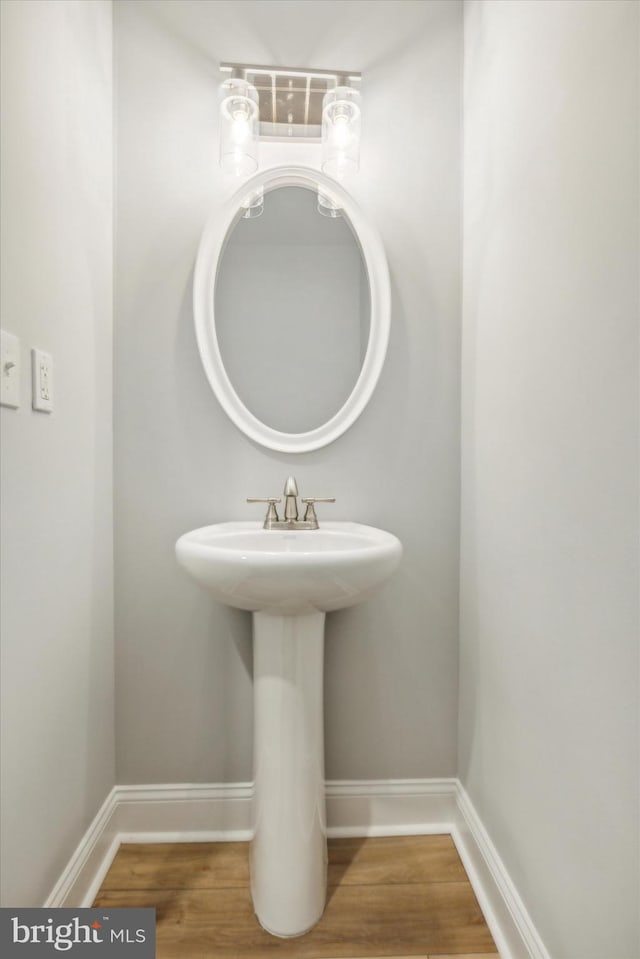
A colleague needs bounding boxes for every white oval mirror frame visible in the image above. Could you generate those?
[193,165,390,453]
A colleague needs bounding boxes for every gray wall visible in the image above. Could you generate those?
[113,0,462,783]
[460,1,639,957]
[0,0,114,906]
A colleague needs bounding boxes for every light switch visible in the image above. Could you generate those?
[31,348,53,413]
[1,330,20,409]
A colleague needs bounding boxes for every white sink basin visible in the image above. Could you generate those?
[175,520,402,615]
[175,517,402,938]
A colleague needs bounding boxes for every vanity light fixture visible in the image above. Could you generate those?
[219,76,260,176]
[219,63,361,185]
[321,86,361,178]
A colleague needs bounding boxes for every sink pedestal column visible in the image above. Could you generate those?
[250,610,327,937]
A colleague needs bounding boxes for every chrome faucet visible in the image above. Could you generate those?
[247,476,335,530]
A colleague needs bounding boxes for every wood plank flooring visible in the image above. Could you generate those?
[93,835,498,959]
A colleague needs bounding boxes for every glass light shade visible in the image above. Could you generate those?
[317,190,343,218]
[220,78,259,176]
[321,86,361,178]
[241,186,264,219]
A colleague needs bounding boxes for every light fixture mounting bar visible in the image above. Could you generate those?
[220,63,361,83]
[220,63,361,140]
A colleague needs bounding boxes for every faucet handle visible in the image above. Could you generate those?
[247,497,281,527]
[301,497,336,526]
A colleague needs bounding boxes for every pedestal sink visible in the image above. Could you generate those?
[175,520,402,937]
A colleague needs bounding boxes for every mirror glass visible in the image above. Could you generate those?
[214,186,370,434]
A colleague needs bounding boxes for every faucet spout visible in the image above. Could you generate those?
[283,475,299,522]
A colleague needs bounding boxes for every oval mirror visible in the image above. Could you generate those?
[193,166,390,453]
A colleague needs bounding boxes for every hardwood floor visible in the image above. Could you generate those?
[93,835,498,959]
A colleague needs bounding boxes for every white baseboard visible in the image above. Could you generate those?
[453,783,550,959]
[112,782,254,842]
[326,777,458,836]
[45,778,549,959]
[44,788,119,909]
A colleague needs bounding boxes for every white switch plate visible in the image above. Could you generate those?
[1,330,20,409]
[31,348,53,413]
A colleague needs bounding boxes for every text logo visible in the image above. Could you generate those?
[0,908,155,956]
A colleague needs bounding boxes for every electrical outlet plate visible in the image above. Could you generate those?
[1,330,20,409]
[31,348,53,413]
